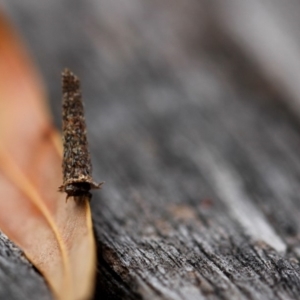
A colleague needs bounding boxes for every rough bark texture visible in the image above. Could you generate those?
[3,0,300,299]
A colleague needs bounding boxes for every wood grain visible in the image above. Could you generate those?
[0,232,51,299]
[3,0,300,299]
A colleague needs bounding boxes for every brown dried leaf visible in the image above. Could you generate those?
[0,11,96,300]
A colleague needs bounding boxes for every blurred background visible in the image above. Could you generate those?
[2,1,300,110]
[4,0,300,121]
[3,1,300,298]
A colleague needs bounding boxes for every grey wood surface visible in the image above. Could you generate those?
[3,1,300,299]
[0,232,51,300]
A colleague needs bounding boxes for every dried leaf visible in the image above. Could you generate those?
[0,11,96,300]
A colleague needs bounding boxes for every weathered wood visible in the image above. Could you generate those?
[3,1,300,299]
[0,232,51,299]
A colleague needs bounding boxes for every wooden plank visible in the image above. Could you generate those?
[3,1,300,299]
[0,233,51,299]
